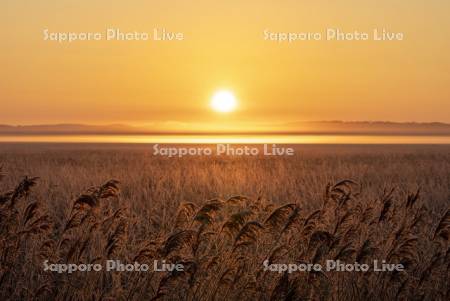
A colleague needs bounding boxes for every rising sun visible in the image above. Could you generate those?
[210,90,237,113]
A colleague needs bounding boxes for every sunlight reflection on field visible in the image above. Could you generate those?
[0,135,449,144]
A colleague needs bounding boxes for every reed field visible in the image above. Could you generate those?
[0,143,449,300]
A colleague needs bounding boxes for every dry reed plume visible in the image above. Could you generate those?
[0,166,448,300]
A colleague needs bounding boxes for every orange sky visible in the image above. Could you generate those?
[1,0,450,131]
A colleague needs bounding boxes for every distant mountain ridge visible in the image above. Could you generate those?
[0,124,139,134]
[283,121,450,136]
[0,121,449,136]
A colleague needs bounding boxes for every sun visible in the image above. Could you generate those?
[210,90,237,113]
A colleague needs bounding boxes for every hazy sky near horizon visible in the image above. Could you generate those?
[1,0,450,130]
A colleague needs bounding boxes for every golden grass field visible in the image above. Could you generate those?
[0,143,449,300]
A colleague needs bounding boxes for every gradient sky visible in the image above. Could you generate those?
[1,0,450,130]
